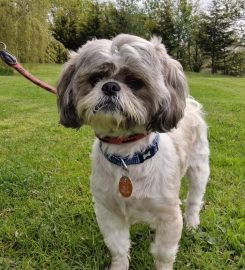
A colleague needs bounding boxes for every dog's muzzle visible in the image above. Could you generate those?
[94,97,122,113]
[92,82,122,113]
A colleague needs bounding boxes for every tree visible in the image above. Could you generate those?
[184,1,205,72]
[1,0,244,74]
[50,0,89,50]
[51,0,148,50]
[174,0,194,67]
[99,2,129,38]
[115,0,148,38]
[144,0,204,71]
[199,0,244,74]
[187,14,205,72]
[0,0,51,63]
[144,0,177,52]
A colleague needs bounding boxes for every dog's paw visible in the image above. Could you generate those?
[155,261,173,270]
[184,213,200,229]
[109,257,129,270]
[109,266,128,270]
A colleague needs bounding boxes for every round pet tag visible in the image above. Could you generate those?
[119,176,133,198]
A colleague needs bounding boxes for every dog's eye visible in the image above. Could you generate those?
[89,73,104,87]
[125,76,144,91]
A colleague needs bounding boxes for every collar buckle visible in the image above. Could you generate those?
[120,158,129,172]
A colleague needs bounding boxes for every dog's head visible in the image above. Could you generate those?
[57,34,188,135]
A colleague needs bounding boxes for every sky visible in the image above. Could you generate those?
[200,0,212,9]
[99,0,213,10]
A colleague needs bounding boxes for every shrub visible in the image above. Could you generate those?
[45,38,68,64]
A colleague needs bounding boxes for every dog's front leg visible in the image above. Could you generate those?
[95,203,130,270]
[151,206,183,270]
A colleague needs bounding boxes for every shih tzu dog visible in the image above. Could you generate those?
[57,34,210,270]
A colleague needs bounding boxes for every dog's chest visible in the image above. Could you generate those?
[117,197,160,224]
[91,159,180,225]
[91,137,181,224]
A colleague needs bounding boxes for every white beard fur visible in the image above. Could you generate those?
[90,97,210,270]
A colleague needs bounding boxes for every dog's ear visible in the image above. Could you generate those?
[57,60,82,129]
[148,37,188,132]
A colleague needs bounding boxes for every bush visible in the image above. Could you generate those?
[226,51,245,76]
[0,65,14,75]
[45,38,68,64]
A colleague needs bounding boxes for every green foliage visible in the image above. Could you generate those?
[115,0,148,38]
[0,66,14,75]
[0,64,244,269]
[0,0,244,75]
[52,0,245,75]
[225,50,245,76]
[51,0,148,50]
[50,0,91,50]
[144,0,177,50]
[45,38,68,64]
[199,0,245,74]
[144,0,206,71]
[0,0,51,63]
[0,0,68,70]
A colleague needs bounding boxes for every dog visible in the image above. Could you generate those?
[57,34,210,270]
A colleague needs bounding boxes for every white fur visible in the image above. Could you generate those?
[91,99,209,270]
[57,34,210,270]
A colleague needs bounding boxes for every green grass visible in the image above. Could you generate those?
[0,65,244,270]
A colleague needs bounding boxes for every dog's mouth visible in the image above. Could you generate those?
[93,97,123,114]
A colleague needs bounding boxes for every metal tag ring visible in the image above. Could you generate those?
[0,42,7,50]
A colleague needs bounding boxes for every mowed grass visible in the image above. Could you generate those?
[0,64,244,270]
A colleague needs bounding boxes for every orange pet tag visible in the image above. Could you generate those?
[119,176,133,198]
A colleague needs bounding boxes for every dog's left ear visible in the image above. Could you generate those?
[148,37,188,132]
[57,59,82,129]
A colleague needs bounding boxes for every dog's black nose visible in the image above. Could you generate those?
[102,82,120,96]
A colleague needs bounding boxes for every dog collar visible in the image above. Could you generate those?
[99,133,160,168]
[96,133,149,144]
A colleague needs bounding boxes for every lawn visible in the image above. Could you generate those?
[0,64,244,270]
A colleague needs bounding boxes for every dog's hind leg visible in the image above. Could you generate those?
[185,137,210,229]
[95,203,130,270]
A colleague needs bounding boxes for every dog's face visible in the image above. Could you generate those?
[57,34,188,135]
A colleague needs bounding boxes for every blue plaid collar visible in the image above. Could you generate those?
[99,133,160,168]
